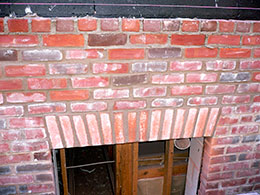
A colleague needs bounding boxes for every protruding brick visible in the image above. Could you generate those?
[31,18,51,32]
[66,49,103,59]
[152,74,184,84]
[28,103,66,114]
[56,18,74,32]
[162,20,180,31]
[113,74,147,86]
[50,90,89,101]
[108,49,145,60]
[170,61,202,71]
[185,48,218,58]
[22,50,62,61]
[149,110,161,141]
[220,72,250,82]
[242,35,260,45]
[0,50,17,61]
[122,19,140,32]
[73,116,89,146]
[7,92,46,103]
[171,85,203,96]
[86,114,101,145]
[101,19,119,31]
[114,101,146,110]
[93,63,128,74]
[78,18,97,31]
[49,63,88,75]
[0,35,38,47]
[132,61,167,72]
[171,34,205,45]
[28,78,67,89]
[182,20,199,32]
[59,116,74,147]
[206,61,236,71]
[0,79,22,90]
[152,98,183,107]
[130,34,168,44]
[222,95,250,104]
[186,73,217,83]
[188,97,217,106]
[148,48,181,58]
[133,87,166,97]
[94,89,129,99]
[88,34,127,46]
[9,117,44,128]
[201,21,217,31]
[206,85,236,94]
[72,77,109,88]
[71,102,107,112]
[236,22,251,33]
[8,19,28,32]
[208,35,240,45]
[45,116,63,148]
[5,64,46,77]
[43,34,84,47]
[219,21,235,32]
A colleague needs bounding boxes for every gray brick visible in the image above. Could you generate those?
[0,186,16,195]
[132,61,167,72]
[0,166,11,175]
[16,164,52,173]
[22,50,62,61]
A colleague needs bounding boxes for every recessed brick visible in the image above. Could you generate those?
[22,50,62,61]
[113,74,147,86]
[8,19,28,32]
[31,18,51,32]
[148,48,181,59]
[162,20,180,31]
[143,20,161,32]
[101,19,119,31]
[56,18,74,32]
[0,50,17,61]
[201,21,217,31]
[88,34,127,46]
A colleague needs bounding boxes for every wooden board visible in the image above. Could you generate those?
[163,140,174,195]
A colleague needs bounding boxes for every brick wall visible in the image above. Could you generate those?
[0,17,259,194]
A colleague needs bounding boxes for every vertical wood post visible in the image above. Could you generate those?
[60,149,69,195]
[163,140,174,195]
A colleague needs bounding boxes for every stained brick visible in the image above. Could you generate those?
[0,35,38,47]
[49,63,88,75]
[0,18,3,32]
[252,72,260,81]
[162,20,180,31]
[219,72,250,82]
[218,116,239,125]
[0,143,9,153]
[34,152,51,161]
[0,175,33,185]
[114,101,146,110]
[132,61,167,72]
[43,34,84,47]
[0,50,17,61]
[0,106,23,117]
[101,19,119,31]
[88,34,127,46]
[222,178,247,187]
[24,128,45,139]
[0,166,10,175]
[22,50,62,61]
[56,18,74,32]
[188,97,217,106]
[93,63,128,74]
[237,83,260,93]
[5,64,46,77]
[0,154,31,164]
[28,78,67,89]
[12,141,48,152]
[72,77,109,88]
[148,48,181,58]
[8,19,28,32]
[151,98,183,107]
[253,22,260,32]
[108,49,145,60]
[133,87,166,97]
[240,60,260,70]
[66,49,103,59]
[113,74,147,86]
[78,18,97,31]
[243,35,260,45]
[31,18,51,32]
[171,34,205,45]
[226,145,252,154]
[50,90,89,101]
[222,95,250,104]
[0,186,16,195]
[201,21,217,31]
[36,174,53,182]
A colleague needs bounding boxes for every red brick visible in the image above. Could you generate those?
[201,21,217,31]
[241,115,253,122]
[101,19,119,31]
[237,169,260,177]
[0,35,38,47]
[132,61,167,72]
[0,154,31,164]
[183,108,197,138]
[172,109,185,138]
[6,92,46,103]
[50,90,89,101]
[133,87,166,97]
[0,175,33,185]
[114,112,124,144]
[0,79,22,90]
[207,172,233,182]
[206,61,236,71]
[7,19,28,32]
[185,48,218,58]
[128,112,137,142]
[0,18,4,32]
[114,101,146,110]
[0,106,23,117]
[45,116,63,148]
[253,95,260,102]
[78,18,97,31]
[139,111,148,141]
[94,89,129,99]
[227,145,252,154]
[222,178,247,187]
[218,116,239,125]
[182,20,199,32]
[171,34,205,45]
[0,143,9,153]
[9,117,44,128]
[170,61,202,71]
[231,125,259,135]
[204,108,219,137]
[122,19,140,32]
[66,49,104,59]
[161,109,174,140]
[24,129,45,139]
[28,103,66,114]
[86,114,102,145]
[243,35,260,45]
[108,49,145,60]
[130,34,168,44]
[186,73,217,83]
[210,155,236,165]
[208,35,240,45]
[93,63,128,74]
[188,97,217,106]
[220,48,251,58]
[219,21,235,32]
[43,34,84,47]
[162,20,180,31]
[253,22,260,32]
[152,98,183,107]
[59,116,74,147]
[49,63,88,75]
[235,105,251,114]
[100,113,113,144]
[236,22,251,32]
[193,108,209,137]
[73,116,89,146]
[204,145,224,156]
[71,102,107,112]
[222,95,250,104]
[5,64,46,77]
[206,85,236,94]
[28,78,67,89]
[152,74,184,84]
[31,18,51,32]
[72,77,109,88]
[1,130,22,141]
[171,85,203,96]
[143,20,161,32]
[240,60,260,70]
[148,110,161,141]
[11,141,48,152]
[249,176,260,184]
[56,18,74,32]
[0,94,2,104]
[252,72,260,81]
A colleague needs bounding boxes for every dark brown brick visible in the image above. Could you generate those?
[0,50,17,61]
[34,152,51,161]
[88,34,127,46]
[148,48,181,59]
[113,74,147,86]
[201,21,217,31]
[56,18,74,32]
[16,164,52,173]
[35,174,53,182]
